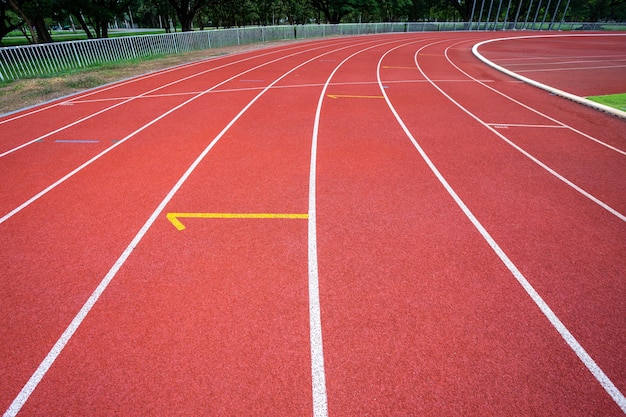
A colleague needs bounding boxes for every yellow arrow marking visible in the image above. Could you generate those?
[327,94,385,99]
[166,212,308,231]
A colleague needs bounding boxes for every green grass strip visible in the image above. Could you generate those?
[587,93,626,112]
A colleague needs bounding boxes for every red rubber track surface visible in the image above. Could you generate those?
[1,32,624,416]
[477,33,626,96]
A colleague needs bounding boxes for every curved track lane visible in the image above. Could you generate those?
[1,32,624,416]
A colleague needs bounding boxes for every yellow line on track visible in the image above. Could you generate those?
[166,212,308,231]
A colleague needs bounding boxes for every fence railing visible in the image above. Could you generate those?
[0,22,624,81]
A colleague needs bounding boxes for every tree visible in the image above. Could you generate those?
[580,0,626,20]
[378,0,413,20]
[350,0,380,22]
[0,0,23,42]
[8,0,55,43]
[89,0,136,37]
[443,0,473,20]
[310,0,355,22]
[280,0,312,24]
[136,0,177,31]
[58,0,95,38]
[166,0,208,30]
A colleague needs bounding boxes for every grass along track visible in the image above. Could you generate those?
[587,93,626,112]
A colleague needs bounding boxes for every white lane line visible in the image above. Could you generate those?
[428,45,626,222]
[1,38,378,417]
[64,78,501,105]
[307,36,411,417]
[380,40,626,413]
[310,36,416,417]
[0,41,315,123]
[491,54,626,63]
[0,42,314,157]
[472,34,626,120]
[0,53,241,123]
[0,60,209,123]
[504,57,626,67]
[487,123,566,128]
[448,41,626,155]
[0,40,350,226]
[517,63,626,73]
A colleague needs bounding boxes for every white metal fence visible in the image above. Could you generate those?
[0,22,624,82]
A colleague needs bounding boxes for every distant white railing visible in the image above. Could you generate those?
[0,22,624,81]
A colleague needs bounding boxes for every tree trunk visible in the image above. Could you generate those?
[74,13,95,39]
[0,2,23,41]
[100,20,109,38]
[179,14,193,31]
[8,0,37,43]
[33,15,52,43]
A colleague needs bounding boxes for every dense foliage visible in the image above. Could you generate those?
[1,0,624,43]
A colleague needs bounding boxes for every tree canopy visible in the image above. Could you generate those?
[1,0,624,44]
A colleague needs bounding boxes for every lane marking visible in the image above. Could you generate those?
[382,65,417,69]
[64,79,497,105]
[2,38,378,417]
[445,41,626,221]
[54,139,100,144]
[488,123,566,129]
[436,43,626,222]
[517,63,626,73]
[327,94,384,99]
[166,212,308,231]
[308,37,419,417]
[0,39,353,226]
[0,40,318,123]
[0,43,315,158]
[381,39,626,413]
[472,34,626,121]
[504,57,626,67]
[469,40,626,148]
[492,53,626,63]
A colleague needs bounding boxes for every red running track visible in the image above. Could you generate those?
[1,32,625,416]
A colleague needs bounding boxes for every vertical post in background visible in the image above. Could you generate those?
[469,0,478,30]
[502,0,513,29]
[540,0,552,29]
[548,0,562,29]
[493,0,504,30]
[532,0,543,29]
[557,0,571,29]
[523,0,534,28]
[486,0,496,30]
[513,0,524,29]
[477,0,487,30]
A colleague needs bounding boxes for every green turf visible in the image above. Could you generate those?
[586,93,626,112]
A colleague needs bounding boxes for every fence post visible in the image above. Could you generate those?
[469,0,477,30]
[0,58,6,81]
